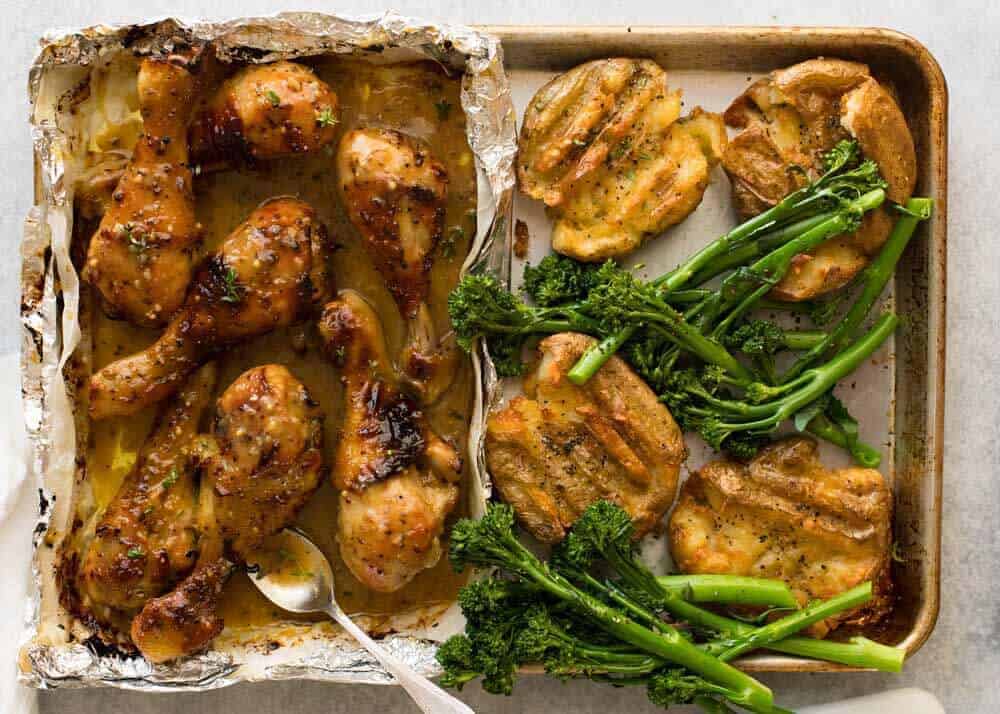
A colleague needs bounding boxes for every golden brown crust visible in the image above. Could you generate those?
[668,436,893,637]
[130,559,230,664]
[84,58,201,327]
[190,61,339,164]
[720,58,917,300]
[840,79,918,203]
[518,58,725,261]
[486,332,685,543]
[131,364,325,662]
[319,291,461,592]
[77,364,218,624]
[336,128,448,319]
[88,197,331,420]
[336,127,458,403]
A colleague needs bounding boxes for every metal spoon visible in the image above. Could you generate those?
[246,528,474,714]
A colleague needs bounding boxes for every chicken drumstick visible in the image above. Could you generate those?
[336,127,458,403]
[130,364,325,662]
[319,290,462,593]
[89,196,330,420]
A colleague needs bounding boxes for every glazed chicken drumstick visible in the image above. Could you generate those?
[131,364,325,662]
[84,55,201,327]
[319,290,463,593]
[77,61,339,220]
[77,363,218,629]
[190,60,340,166]
[89,197,330,420]
[337,127,458,403]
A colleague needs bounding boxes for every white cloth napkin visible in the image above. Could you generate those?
[0,352,39,714]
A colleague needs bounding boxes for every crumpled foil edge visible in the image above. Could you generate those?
[20,10,515,691]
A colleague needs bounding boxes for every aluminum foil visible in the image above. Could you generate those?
[20,11,516,691]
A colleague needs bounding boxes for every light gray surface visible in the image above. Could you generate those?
[6,0,998,712]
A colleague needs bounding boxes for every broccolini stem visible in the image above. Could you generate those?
[567,329,635,384]
[505,541,775,711]
[655,575,797,608]
[713,189,885,321]
[761,635,904,673]
[806,414,883,467]
[781,330,826,351]
[781,198,933,383]
[653,585,903,672]
[687,212,834,287]
[664,288,713,303]
[721,313,899,431]
[569,189,886,385]
[715,582,874,662]
[711,281,774,339]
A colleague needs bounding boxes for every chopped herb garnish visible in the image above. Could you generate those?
[638,151,653,161]
[162,468,179,489]
[265,90,281,107]
[127,547,144,559]
[441,225,464,258]
[316,106,338,127]
[434,99,453,121]
[123,224,149,255]
[610,137,632,160]
[141,505,155,519]
[572,139,588,147]
[291,568,314,578]
[221,267,243,304]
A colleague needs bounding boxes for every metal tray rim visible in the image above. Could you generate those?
[479,22,948,673]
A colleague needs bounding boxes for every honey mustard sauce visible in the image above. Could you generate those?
[84,58,476,629]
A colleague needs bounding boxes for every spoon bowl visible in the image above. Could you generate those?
[247,528,337,614]
[246,528,473,714]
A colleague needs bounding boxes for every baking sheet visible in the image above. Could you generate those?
[508,67,895,472]
[483,22,950,671]
[20,11,517,691]
[500,65,895,613]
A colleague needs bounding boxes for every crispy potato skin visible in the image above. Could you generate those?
[486,332,685,543]
[668,436,892,637]
[720,58,917,300]
[517,58,725,261]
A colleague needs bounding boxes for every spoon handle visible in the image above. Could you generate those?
[327,605,474,714]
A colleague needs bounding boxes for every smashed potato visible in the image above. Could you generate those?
[668,436,892,637]
[518,58,725,261]
[486,333,685,543]
[721,58,917,300]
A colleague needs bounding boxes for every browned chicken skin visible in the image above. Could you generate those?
[486,333,685,543]
[668,436,892,637]
[77,364,218,626]
[336,127,458,403]
[318,290,462,593]
[84,57,202,327]
[190,61,340,165]
[89,197,331,420]
[131,364,325,662]
[721,58,917,300]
